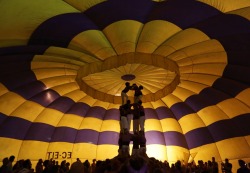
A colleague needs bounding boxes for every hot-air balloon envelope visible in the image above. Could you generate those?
[0,0,250,172]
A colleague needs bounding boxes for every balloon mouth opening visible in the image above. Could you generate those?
[121,74,136,81]
[76,52,180,104]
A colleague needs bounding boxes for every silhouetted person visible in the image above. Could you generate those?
[138,100,145,132]
[90,159,96,173]
[211,157,218,173]
[69,158,85,173]
[83,160,90,173]
[59,160,67,173]
[18,159,33,173]
[138,130,147,158]
[50,165,59,173]
[222,159,232,173]
[119,156,148,173]
[120,129,132,157]
[7,155,15,172]
[131,132,140,156]
[65,162,70,173]
[237,160,250,173]
[132,102,140,133]
[13,160,24,173]
[0,157,10,173]
[121,82,132,105]
[119,100,132,132]
[131,84,143,103]
[35,159,43,173]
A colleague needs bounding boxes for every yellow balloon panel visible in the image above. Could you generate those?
[18,141,49,160]
[154,45,176,58]
[64,90,87,102]
[179,113,205,134]
[166,50,187,62]
[192,63,226,76]
[33,68,77,80]
[51,83,79,96]
[161,94,182,108]
[0,83,8,96]
[92,100,110,109]
[0,92,26,115]
[38,76,76,90]
[64,0,106,12]
[155,28,210,56]
[180,74,219,86]
[33,55,84,66]
[31,61,79,70]
[160,118,183,133]
[229,7,250,20]
[44,46,98,63]
[172,87,196,101]
[69,30,116,60]
[191,52,227,64]
[11,101,44,122]
[178,64,194,74]
[83,72,122,94]
[178,81,207,94]
[47,142,74,161]
[0,0,78,47]
[216,137,250,159]
[245,136,250,147]
[72,143,98,161]
[166,146,189,164]
[145,119,163,132]
[217,98,250,118]
[79,117,102,131]
[189,143,221,162]
[236,88,250,107]
[34,109,63,126]
[100,120,119,132]
[107,103,120,109]
[0,138,23,160]
[96,144,119,160]
[79,95,97,106]
[176,52,227,68]
[141,102,154,109]
[198,105,228,125]
[150,100,169,109]
[168,40,224,62]
[199,0,250,13]
[104,20,143,54]
[137,20,181,53]
[57,114,83,129]
[146,144,167,161]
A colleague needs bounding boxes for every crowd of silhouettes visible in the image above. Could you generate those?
[1,154,250,173]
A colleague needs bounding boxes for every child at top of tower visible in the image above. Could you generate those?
[131,84,143,103]
[121,82,132,105]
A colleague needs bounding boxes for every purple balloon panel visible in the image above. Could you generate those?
[75,129,99,144]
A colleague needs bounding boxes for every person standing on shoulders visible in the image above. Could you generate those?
[119,100,132,133]
[131,84,143,103]
[121,82,132,105]
[138,100,145,132]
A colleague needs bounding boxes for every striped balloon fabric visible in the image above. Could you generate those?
[0,0,249,172]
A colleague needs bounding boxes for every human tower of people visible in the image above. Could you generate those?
[118,82,146,157]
